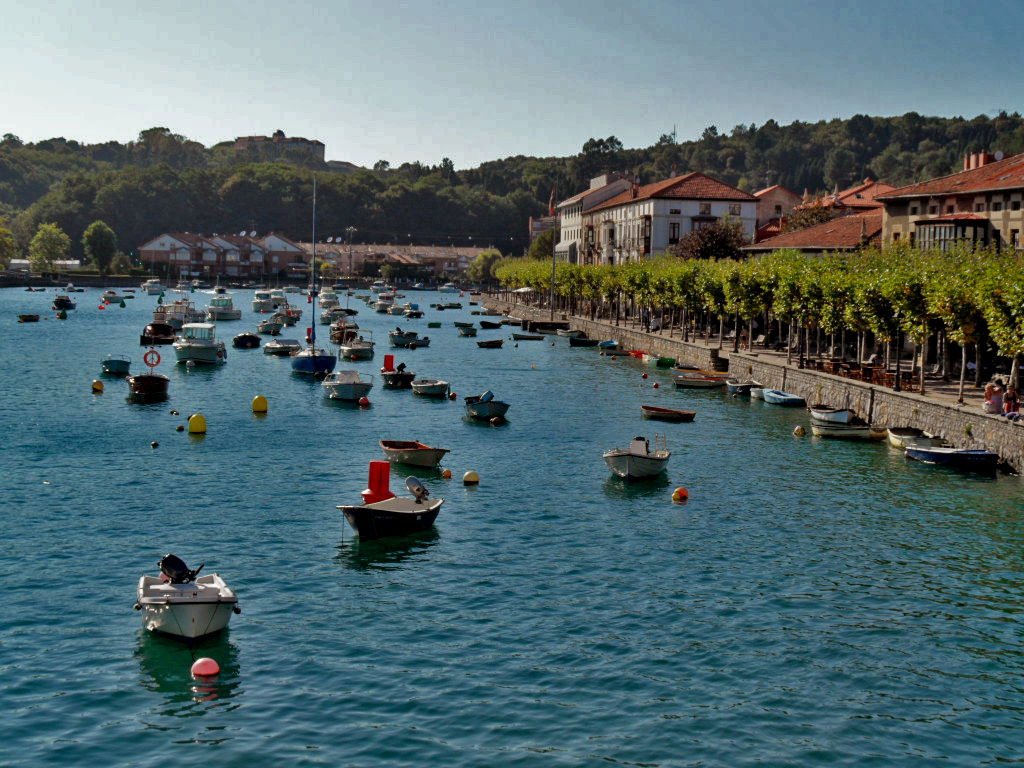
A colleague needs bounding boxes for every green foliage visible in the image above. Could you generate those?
[669,220,747,261]
[782,206,840,233]
[0,218,16,267]
[28,222,70,272]
[527,229,556,261]
[465,249,504,284]
[82,220,117,275]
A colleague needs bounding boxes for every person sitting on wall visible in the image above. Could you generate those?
[1003,384,1019,419]
[984,380,1005,414]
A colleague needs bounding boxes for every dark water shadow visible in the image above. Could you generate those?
[334,528,440,572]
[602,473,671,499]
[135,629,242,713]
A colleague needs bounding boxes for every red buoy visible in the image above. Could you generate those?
[191,657,220,677]
[642,373,648,379]
[358,396,370,407]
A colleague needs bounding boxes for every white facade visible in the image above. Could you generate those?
[554,175,632,263]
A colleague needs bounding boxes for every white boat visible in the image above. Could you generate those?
[672,372,726,388]
[257,317,283,335]
[102,289,124,303]
[263,337,302,355]
[749,384,766,400]
[320,307,349,325]
[603,435,670,479]
[411,379,450,396]
[154,297,205,329]
[389,328,424,347]
[270,288,287,305]
[65,283,85,293]
[135,554,239,640]
[810,422,873,440]
[808,406,856,424]
[464,390,510,420]
[319,289,340,308]
[173,323,227,364]
[439,282,458,292]
[887,427,948,449]
[369,280,387,293]
[557,328,583,338]
[252,290,277,313]
[322,370,373,400]
[339,332,375,360]
[380,440,450,467]
[141,279,163,295]
[374,299,393,313]
[206,295,242,321]
[388,304,406,316]
[274,304,302,326]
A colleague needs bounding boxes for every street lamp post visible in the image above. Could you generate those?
[345,226,356,278]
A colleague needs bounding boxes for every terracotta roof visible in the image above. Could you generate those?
[168,233,218,248]
[798,180,894,211]
[755,218,784,242]
[590,172,755,213]
[743,211,882,252]
[877,153,1024,199]
[915,213,986,223]
[754,184,800,199]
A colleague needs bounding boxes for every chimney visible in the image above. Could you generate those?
[964,154,971,171]
[978,153,996,168]
[630,182,639,199]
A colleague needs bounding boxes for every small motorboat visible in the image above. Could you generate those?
[380,440,450,467]
[135,554,239,640]
[512,333,544,341]
[263,337,303,356]
[556,328,583,338]
[464,390,510,420]
[206,295,242,321]
[761,389,806,406]
[292,345,337,375]
[101,354,131,375]
[382,368,416,388]
[101,290,124,303]
[640,405,696,422]
[53,294,76,311]
[173,323,227,365]
[569,337,599,347]
[337,473,444,540]
[257,317,284,335]
[597,340,619,350]
[887,427,947,450]
[322,370,373,400]
[66,283,86,293]
[725,379,756,396]
[603,435,670,479]
[672,373,726,389]
[810,422,873,440]
[17,314,41,323]
[389,328,421,347]
[749,383,766,400]
[273,305,302,326]
[476,339,504,349]
[411,379,450,397]
[339,333,376,360]
[905,446,999,471]
[808,406,856,424]
[458,326,478,337]
[444,302,462,309]
[232,332,261,349]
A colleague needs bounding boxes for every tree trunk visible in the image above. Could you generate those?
[1012,352,1022,391]
[718,316,724,350]
[787,320,794,364]
[732,314,740,353]
[974,342,982,387]
[957,344,968,403]
[918,340,926,395]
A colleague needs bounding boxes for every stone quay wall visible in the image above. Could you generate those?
[489,298,1024,471]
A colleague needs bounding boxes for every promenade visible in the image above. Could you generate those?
[485,294,1024,472]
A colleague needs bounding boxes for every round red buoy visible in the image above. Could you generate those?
[191,657,220,677]
[358,396,370,407]
[642,373,648,379]
[448,392,456,400]
[653,382,659,388]
[672,487,689,504]
[97,305,105,310]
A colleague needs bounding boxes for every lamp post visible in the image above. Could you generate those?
[345,226,356,278]
[893,312,902,392]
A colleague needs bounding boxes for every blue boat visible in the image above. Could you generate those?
[598,340,619,350]
[905,446,999,471]
[761,389,806,406]
[291,177,337,377]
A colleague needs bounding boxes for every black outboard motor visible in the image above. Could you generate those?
[158,553,204,584]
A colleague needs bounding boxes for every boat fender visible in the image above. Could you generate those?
[133,602,141,610]
[793,426,806,436]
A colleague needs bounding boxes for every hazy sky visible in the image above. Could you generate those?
[2,0,1021,169]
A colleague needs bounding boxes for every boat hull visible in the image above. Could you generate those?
[810,423,872,439]
[762,389,805,406]
[380,443,450,467]
[338,499,443,540]
[464,401,510,420]
[640,405,695,422]
[173,342,227,364]
[140,601,235,639]
[411,380,449,396]
[603,451,670,479]
[568,337,599,347]
[292,350,337,374]
[808,407,855,424]
[905,447,999,470]
[672,375,725,388]
[127,373,170,402]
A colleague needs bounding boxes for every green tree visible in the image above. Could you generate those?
[82,219,118,274]
[466,249,503,284]
[527,229,556,261]
[669,220,746,260]
[28,222,70,273]
[0,218,17,268]
[782,206,840,233]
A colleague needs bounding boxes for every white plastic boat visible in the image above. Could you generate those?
[603,435,670,479]
[339,333,375,360]
[173,323,227,364]
[205,295,242,321]
[322,370,373,400]
[141,279,163,295]
[411,379,450,396]
[135,554,239,640]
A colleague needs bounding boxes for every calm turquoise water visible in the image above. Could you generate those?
[3,286,1024,767]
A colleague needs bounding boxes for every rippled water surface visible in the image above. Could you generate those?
[3,286,1024,767]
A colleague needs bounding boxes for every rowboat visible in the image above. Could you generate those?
[453,321,474,328]
[18,314,40,323]
[337,475,444,540]
[480,320,503,329]
[512,333,543,341]
[135,554,239,640]
[457,326,478,337]
[761,389,805,406]
[603,435,670,479]
[568,337,599,347]
[477,339,503,349]
[808,406,856,424]
[380,440,450,467]
[672,372,726,388]
[388,328,421,347]
[556,328,582,337]
[749,384,765,400]
[411,379,450,397]
[725,378,756,395]
[905,446,999,471]
[810,422,873,439]
[597,340,619,350]
[640,405,696,422]
[102,355,131,375]
[464,390,510,420]
[887,427,948,450]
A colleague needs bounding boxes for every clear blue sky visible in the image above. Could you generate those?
[2,0,1021,169]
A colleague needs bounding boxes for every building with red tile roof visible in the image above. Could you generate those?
[554,174,633,263]
[742,210,882,256]
[876,152,1024,250]
[754,184,802,235]
[580,172,757,265]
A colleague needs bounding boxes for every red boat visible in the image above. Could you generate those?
[640,405,696,422]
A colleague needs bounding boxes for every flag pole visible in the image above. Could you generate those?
[549,183,556,321]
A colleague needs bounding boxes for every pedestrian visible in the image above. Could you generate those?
[1004,385,1019,419]
[984,380,1004,414]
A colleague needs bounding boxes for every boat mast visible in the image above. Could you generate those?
[310,174,317,347]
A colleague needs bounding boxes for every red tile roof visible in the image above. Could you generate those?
[755,218,784,242]
[877,153,1024,199]
[798,180,894,211]
[754,184,800,199]
[743,211,882,252]
[590,172,755,213]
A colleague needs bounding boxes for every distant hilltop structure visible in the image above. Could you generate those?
[232,129,325,163]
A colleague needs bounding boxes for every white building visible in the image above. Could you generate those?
[581,172,758,265]
[554,174,633,263]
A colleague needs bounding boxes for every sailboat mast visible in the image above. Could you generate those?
[310,175,317,346]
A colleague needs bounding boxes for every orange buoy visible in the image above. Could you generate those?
[448,392,456,400]
[441,468,452,479]
[672,487,689,503]
[191,657,220,677]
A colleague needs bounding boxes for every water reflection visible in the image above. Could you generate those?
[135,630,242,713]
[335,528,440,572]
[602,474,671,499]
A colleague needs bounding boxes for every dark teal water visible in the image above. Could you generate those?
[3,287,1024,767]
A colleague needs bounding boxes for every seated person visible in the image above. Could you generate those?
[984,380,1005,414]
[1004,385,1019,418]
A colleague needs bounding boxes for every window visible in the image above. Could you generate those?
[993,202,1003,211]
[1013,200,1022,211]
[947,205,954,214]
[892,232,900,242]
[774,205,782,215]
[699,202,711,216]
[1013,229,1020,249]
[669,208,681,214]
[910,205,918,215]
[669,222,680,244]
[928,205,938,214]
[728,203,741,216]
[976,203,986,212]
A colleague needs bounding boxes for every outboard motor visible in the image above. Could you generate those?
[158,553,204,584]
[406,476,429,503]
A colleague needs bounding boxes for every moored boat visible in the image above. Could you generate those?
[761,389,805,406]
[322,369,372,399]
[205,295,242,321]
[887,427,948,450]
[569,337,599,347]
[464,390,510,420]
[476,338,503,349]
[53,294,76,311]
[725,378,756,395]
[556,328,583,338]
[512,333,544,341]
[232,332,260,348]
[292,345,337,375]
[640,405,696,422]
[18,314,41,323]
[257,317,283,335]
[808,405,856,424]
[127,347,169,401]
[101,354,131,375]
[337,470,444,540]
[380,440,450,467]
[389,328,422,347]
[905,446,999,471]
[135,554,239,640]
[339,332,376,360]
[603,435,670,479]
[480,320,503,329]
[263,337,302,356]
[139,321,176,345]
[173,323,227,365]
[458,326,478,337]
[749,383,766,400]
[672,372,726,388]
[810,422,873,439]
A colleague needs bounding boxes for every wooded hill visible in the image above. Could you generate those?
[3,112,1024,260]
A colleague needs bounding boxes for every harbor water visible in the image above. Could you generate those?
[3,287,1024,767]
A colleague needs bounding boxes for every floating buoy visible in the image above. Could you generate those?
[793,425,806,437]
[672,487,689,503]
[91,380,104,393]
[463,470,480,486]
[599,351,605,356]
[170,410,179,415]
[97,305,105,310]
[176,425,184,432]
[441,468,452,479]
[653,382,659,388]
[642,373,648,379]
[58,310,67,320]
[610,355,617,360]
[252,395,268,413]
[191,657,219,677]
[119,300,126,308]
[150,441,159,448]
[448,392,456,400]
[188,413,207,434]
[358,396,370,407]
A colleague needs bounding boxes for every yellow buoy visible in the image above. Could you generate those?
[793,425,806,437]
[252,395,268,413]
[463,470,480,486]
[91,380,104,393]
[188,413,207,434]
